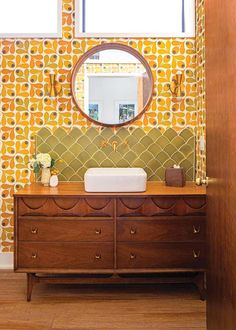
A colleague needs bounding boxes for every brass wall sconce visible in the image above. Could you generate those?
[45,71,62,97]
[169,71,184,98]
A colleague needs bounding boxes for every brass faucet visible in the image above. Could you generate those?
[112,141,118,152]
[101,139,109,148]
[100,139,129,152]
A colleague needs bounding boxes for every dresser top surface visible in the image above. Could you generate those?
[14,181,206,197]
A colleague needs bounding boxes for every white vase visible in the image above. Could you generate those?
[41,168,51,186]
[50,175,59,187]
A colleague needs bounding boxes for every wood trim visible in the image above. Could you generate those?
[25,271,205,301]
[114,199,117,269]
[14,197,18,271]
[15,268,206,274]
[71,43,154,128]
[32,275,199,284]
[14,182,206,197]
[116,216,206,221]
[18,216,113,221]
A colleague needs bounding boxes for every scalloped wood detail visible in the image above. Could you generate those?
[183,197,206,209]
[151,197,177,209]
[118,198,147,210]
[21,198,48,210]
[117,197,206,217]
[18,198,114,217]
[84,198,112,210]
[53,198,80,210]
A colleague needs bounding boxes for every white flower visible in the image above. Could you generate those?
[28,158,37,169]
[36,153,51,168]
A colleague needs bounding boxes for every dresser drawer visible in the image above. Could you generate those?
[117,243,206,269]
[17,242,114,269]
[19,219,113,242]
[117,197,206,217]
[18,197,114,217]
[117,217,205,242]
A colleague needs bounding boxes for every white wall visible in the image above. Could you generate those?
[86,50,141,63]
[0,253,13,269]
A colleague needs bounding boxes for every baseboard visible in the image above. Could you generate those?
[0,252,13,269]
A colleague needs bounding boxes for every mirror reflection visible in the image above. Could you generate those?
[73,48,153,126]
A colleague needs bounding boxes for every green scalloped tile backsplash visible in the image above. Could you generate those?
[36,127,195,181]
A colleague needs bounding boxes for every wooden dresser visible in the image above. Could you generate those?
[14,182,206,301]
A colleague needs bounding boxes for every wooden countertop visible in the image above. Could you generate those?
[14,182,206,197]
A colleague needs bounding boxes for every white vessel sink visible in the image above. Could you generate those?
[84,168,147,192]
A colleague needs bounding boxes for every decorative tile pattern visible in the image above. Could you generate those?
[36,127,195,182]
[0,0,205,252]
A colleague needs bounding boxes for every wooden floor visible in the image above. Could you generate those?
[0,272,206,330]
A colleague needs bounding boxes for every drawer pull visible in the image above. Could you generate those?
[31,228,38,234]
[130,253,136,260]
[130,228,137,235]
[193,250,201,259]
[95,229,102,235]
[31,253,37,259]
[193,226,201,234]
[95,254,101,260]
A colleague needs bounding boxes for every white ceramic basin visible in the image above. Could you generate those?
[84,168,147,192]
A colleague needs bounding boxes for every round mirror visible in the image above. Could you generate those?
[72,43,154,127]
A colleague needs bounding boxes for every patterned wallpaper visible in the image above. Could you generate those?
[0,0,205,253]
[196,0,206,179]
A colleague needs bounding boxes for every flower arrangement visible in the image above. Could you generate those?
[29,153,55,173]
[29,153,63,186]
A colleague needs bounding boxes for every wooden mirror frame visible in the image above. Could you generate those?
[71,43,154,127]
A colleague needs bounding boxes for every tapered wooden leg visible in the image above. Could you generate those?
[194,272,206,301]
[27,273,35,302]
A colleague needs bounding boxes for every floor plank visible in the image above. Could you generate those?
[0,272,206,330]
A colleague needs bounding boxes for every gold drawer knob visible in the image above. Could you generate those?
[130,253,136,260]
[95,229,102,235]
[31,253,37,259]
[31,228,38,234]
[193,250,201,259]
[95,254,101,260]
[193,226,201,234]
[130,228,136,235]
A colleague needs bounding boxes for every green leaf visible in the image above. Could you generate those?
[33,163,40,174]
[51,159,56,168]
